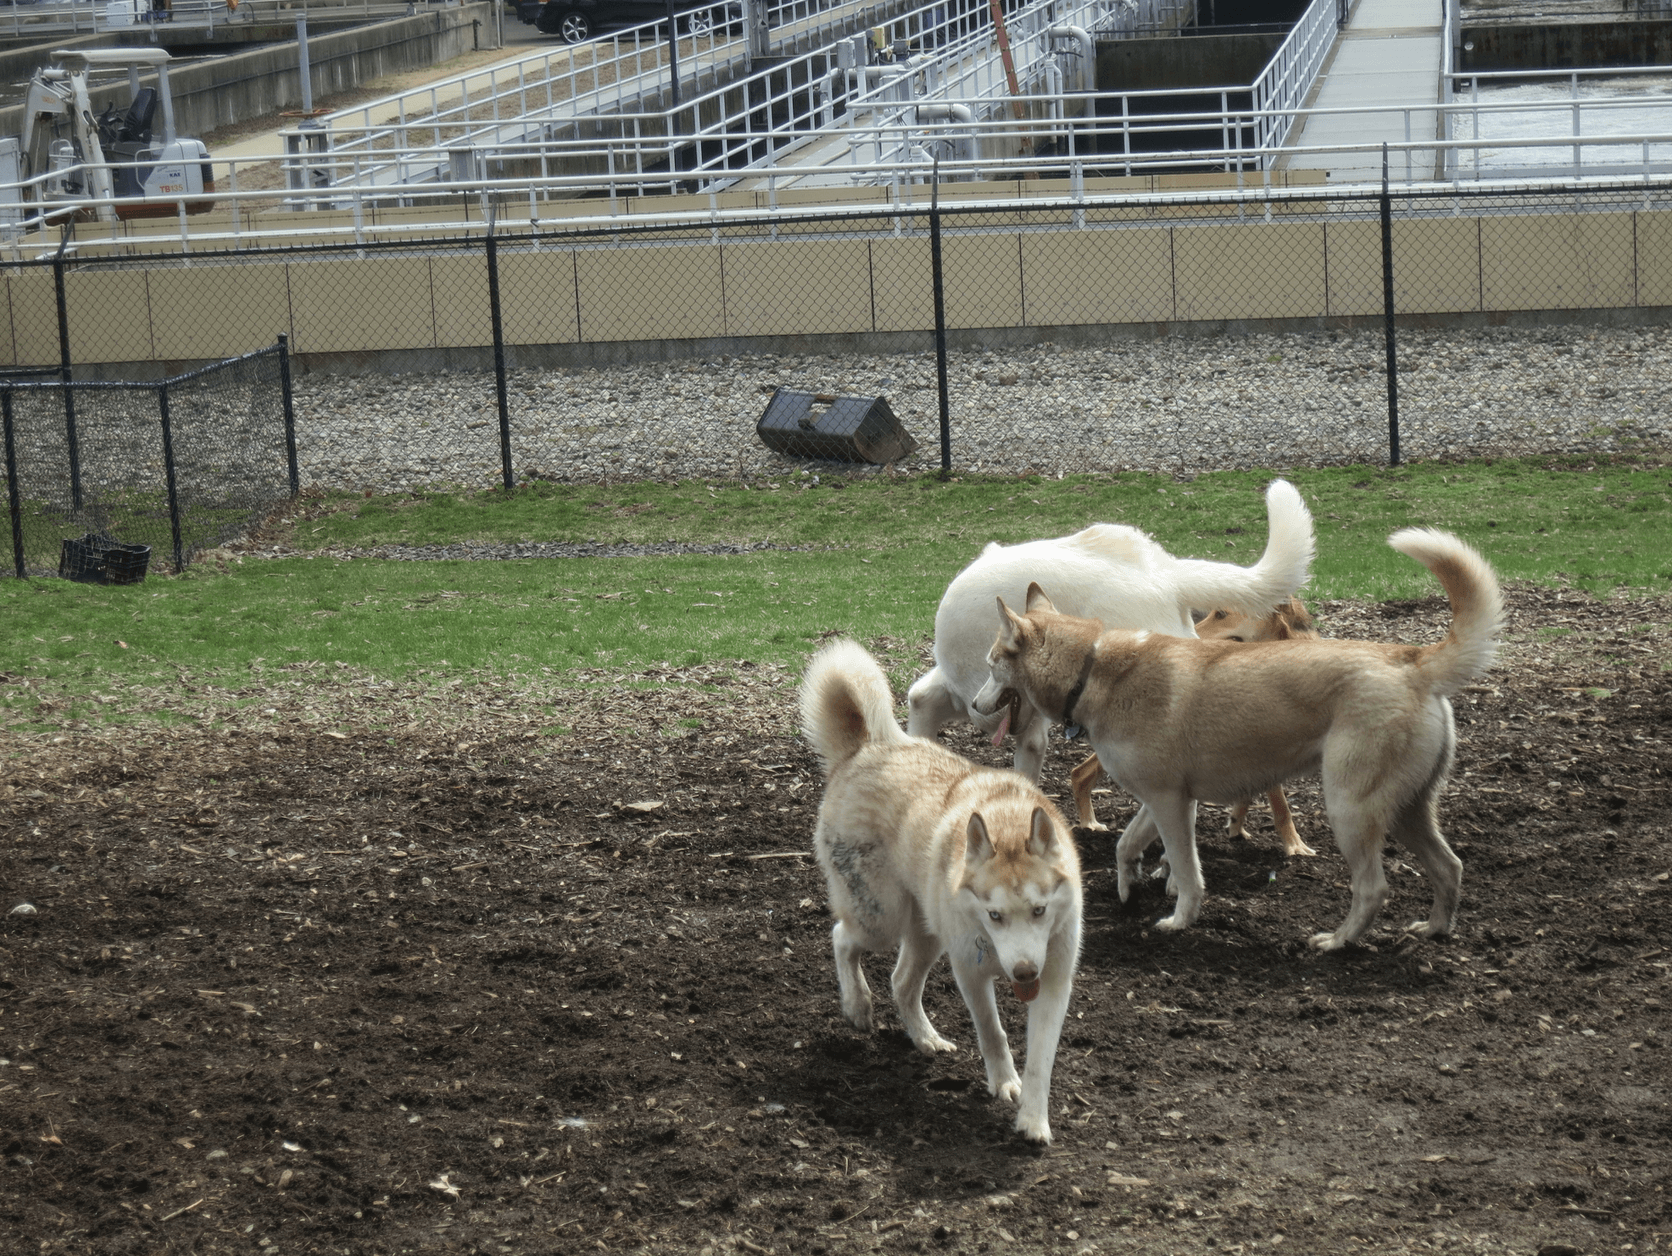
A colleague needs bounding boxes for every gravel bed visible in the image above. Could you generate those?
[290,322,1672,489]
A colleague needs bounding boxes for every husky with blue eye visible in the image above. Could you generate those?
[799,639,1082,1145]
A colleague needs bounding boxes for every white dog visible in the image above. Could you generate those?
[801,639,1082,1144]
[907,479,1316,782]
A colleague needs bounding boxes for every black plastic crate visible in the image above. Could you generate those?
[756,389,918,465]
[59,533,151,585]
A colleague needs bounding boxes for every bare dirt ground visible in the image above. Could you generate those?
[2,584,1670,1256]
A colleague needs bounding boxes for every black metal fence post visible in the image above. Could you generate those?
[278,333,300,498]
[929,161,952,479]
[157,383,185,573]
[1380,143,1401,467]
[52,245,82,511]
[3,390,23,579]
[485,224,514,491]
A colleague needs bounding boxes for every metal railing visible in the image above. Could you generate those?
[11,105,1672,254]
[1440,0,1672,179]
[12,0,1672,242]
[1250,0,1338,156]
[11,113,1672,255]
[280,0,1195,202]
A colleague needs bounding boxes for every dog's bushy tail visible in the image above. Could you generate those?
[1389,528,1505,695]
[799,639,910,777]
[1170,478,1317,619]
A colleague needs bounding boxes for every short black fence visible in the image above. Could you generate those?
[3,340,296,579]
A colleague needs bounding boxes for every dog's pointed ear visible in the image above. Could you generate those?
[1024,582,1056,614]
[1025,806,1057,857]
[965,813,994,867]
[1272,615,1294,641]
[994,596,1025,648]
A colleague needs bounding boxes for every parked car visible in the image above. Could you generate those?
[517,0,741,43]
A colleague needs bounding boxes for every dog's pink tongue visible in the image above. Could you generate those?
[990,708,1011,746]
[1012,978,1041,1003]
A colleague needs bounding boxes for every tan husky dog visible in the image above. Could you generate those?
[800,639,1082,1143]
[1068,597,1321,856]
[974,530,1502,949]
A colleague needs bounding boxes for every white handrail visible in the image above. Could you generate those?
[8,154,1672,259]
[1250,0,1338,157]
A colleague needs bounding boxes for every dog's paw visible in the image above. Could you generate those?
[1115,870,1135,903]
[1308,930,1347,952]
[1078,820,1110,833]
[1013,1110,1053,1145]
[1152,911,1194,932]
[841,998,875,1032]
[1285,841,1319,858]
[913,1031,958,1055]
[990,1075,1022,1104]
[1403,919,1449,939]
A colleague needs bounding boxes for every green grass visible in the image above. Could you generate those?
[319,457,1672,598]
[2,550,946,696]
[4,457,1668,721]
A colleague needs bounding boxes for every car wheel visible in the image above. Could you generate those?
[682,7,714,35]
[538,6,591,41]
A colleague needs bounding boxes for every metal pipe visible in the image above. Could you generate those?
[298,16,314,115]
[1046,25,1094,94]
[916,102,975,169]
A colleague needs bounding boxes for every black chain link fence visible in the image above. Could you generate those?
[3,342,296,579]
[4,177,1669,524]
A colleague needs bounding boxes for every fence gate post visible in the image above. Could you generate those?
[278,333,300,497]
[1380,143,1401,467]
[158,383,185,573]
[51,247,83,510]
[485,223,514,492]
[1377,142,1404,468]
[929,160,951,479]
[3,391,23,579]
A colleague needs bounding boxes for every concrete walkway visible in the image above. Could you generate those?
[1279,0,1444,184]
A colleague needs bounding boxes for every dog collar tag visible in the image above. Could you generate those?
[1063,722,1085,742]
[975,936,988,966]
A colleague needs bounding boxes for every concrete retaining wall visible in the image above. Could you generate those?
[1459,21,1672,72]
[0,3,496,142]
[1096,31,1287,91]
[5,193,1668,374]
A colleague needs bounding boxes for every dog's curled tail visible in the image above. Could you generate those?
[1389,528,1505,695]
[799,639,910,776]
[1172,478,1317,619]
